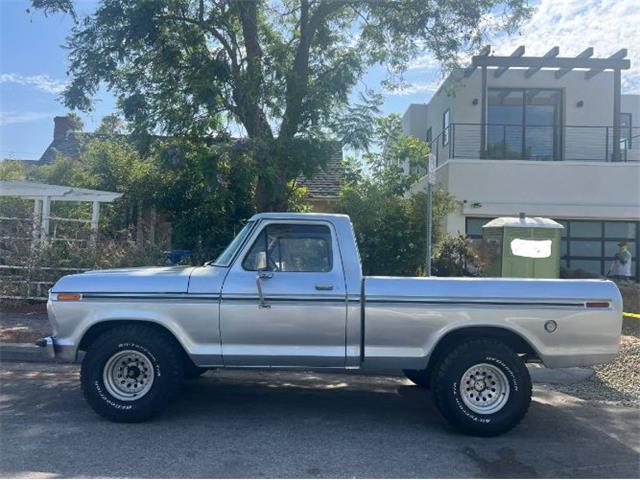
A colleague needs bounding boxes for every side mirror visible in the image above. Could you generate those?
[256,251,267,271]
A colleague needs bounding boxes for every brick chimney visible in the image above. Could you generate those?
[53,116,74,139]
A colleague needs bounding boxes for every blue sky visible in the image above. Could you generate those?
[1,0,638,160]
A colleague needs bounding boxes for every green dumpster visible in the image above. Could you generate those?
[481,215,564,278]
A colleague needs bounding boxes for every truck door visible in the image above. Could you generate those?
[219,220,347,367]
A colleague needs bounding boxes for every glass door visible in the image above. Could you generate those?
[488,88,562,160]
[487,89,524,159]
[524,89,562,160]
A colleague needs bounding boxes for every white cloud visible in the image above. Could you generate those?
[0,73,67,94]
[489,0,640,93]
[407,54,439,72]
[404,0,639,93]
[0,111,53,126]
[385,80,442,96]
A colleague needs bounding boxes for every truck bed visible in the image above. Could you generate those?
[362,276,623,369]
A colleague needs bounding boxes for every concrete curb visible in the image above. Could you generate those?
[527,363,594,384]
[0,342,52,363]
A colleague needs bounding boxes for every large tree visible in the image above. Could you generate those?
[32,0,530,210]
[337,114,456,276]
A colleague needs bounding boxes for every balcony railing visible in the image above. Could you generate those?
[430,123,640,167]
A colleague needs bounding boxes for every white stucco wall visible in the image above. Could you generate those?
[401,104,429,139]
[403,62,640,236]
[622,94,640,119]
[419,160,640,235]
[422,68,617,131]
[403,68,629,166]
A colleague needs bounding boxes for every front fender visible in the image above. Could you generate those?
[47,297,223,366]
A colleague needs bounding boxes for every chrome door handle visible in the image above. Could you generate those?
[315,284,334,291]
[258,271,273,279]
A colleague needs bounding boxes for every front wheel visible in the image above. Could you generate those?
[432,338,532,436]
[80,324,184,422]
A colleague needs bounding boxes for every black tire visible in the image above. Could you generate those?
[432,338,531,436]
[183,362,208,379]
[403,369,430,388]
[80,324,184,422]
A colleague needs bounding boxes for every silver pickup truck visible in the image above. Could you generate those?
[40,212,623,436]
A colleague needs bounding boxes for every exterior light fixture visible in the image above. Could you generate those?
[472,98,479,105]
[576,100,584,107]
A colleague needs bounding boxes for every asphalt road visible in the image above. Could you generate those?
[1,362,639,478]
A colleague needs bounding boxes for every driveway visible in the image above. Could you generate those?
[1,362,638,478]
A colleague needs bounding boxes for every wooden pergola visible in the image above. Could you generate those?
[0,180,122,244]
[464,46,631,161]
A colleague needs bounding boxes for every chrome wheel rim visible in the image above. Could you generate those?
[103,350,155,401]
[460,363,510,415]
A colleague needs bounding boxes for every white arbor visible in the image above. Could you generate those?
[0,180,122,245]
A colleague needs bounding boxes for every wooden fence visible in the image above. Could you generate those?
[0,265,90,301]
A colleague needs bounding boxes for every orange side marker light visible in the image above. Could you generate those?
[586,301,610,308]
[57,293,82,301]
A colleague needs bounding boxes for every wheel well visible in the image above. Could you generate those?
[78,320,196,368]
[425,326,538,377]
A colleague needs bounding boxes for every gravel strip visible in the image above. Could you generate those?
[550,317,640,405]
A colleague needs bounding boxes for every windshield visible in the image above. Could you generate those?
[210,221,256,267]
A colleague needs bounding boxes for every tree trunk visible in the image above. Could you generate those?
[254,147,289,212]
[149,206,156,245]
[136,201,144,248]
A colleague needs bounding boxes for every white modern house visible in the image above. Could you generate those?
[402,46,640,281]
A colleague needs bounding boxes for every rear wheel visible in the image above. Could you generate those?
[432,338,531,436]
[80,324,184,422]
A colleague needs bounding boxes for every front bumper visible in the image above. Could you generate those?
[35,336,76,362]
[35,336,55,359]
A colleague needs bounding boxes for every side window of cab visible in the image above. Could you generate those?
[242,224,333,272]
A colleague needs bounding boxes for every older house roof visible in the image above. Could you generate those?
[38,117,344,200]
[39,132,90,164]
[297,146,344,200]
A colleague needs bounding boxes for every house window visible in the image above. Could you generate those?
[426,127,432,144]
[620,113,632,149]
[442,110,450,146]
[465,217,491,239]
[562,220,638,280]
[487,88,562,160]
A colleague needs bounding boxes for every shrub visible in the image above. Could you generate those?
[432,234,479,277]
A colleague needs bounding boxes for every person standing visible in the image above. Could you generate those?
[609,240,633,281]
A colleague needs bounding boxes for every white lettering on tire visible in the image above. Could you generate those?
[95,381,132,410]
[486,356,518,391]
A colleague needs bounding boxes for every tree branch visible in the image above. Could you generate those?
[235,0,272,140]
[279,0,347,139]
[158,12,239,75]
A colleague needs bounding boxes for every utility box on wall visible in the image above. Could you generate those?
[481,216,564,279]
